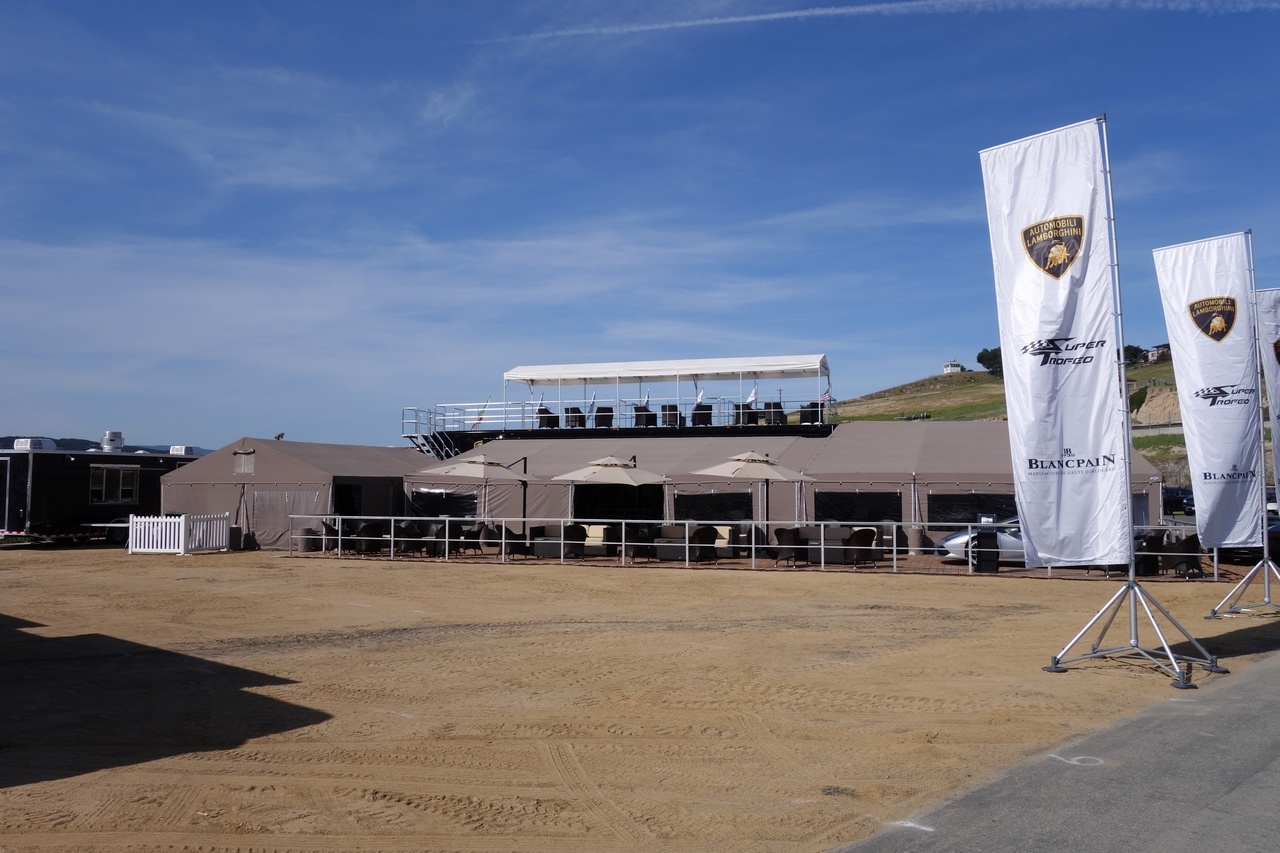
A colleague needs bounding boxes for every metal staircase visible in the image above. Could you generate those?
[401,407,461,459]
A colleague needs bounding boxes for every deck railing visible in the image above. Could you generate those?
[286,514,1213,578]
[402,395,834,438]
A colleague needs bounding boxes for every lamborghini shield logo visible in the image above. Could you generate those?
[1189,297,1237,342]
[1022,216,1084,280]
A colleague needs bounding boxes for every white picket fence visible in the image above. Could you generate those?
[129,513,231,555]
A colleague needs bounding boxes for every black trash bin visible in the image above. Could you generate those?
[970,530,999,573]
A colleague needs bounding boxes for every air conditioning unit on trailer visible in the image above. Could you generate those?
[14,438,57,450]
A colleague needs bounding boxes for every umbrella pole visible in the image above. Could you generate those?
[760,481,769,566]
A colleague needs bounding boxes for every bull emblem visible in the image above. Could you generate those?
[1044,241,1071,271]
[1022,216,1083,280]
[1189,297,1236,342]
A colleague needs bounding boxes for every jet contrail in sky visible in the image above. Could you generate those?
[492,1,1280,42]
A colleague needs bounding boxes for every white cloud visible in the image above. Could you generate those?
[492,0,1280,42]
[84,65,414,190]
[756,196,982,232]
[0,192,947,444]
[418,84,476,128]
[1109,149,1193,202]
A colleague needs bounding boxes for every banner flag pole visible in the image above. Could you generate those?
[1209,243,1280,617]
[981,116,1223,687]
[1155,232,1264,552]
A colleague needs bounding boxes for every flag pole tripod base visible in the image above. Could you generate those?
[1045,579,1227,688]
[1207,559,1280,619]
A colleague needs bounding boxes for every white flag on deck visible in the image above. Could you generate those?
[1155,233,1262,548]
[979,118,1133,567]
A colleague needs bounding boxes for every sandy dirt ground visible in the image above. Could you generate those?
[3,545,1279,853]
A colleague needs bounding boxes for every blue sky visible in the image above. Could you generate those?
[3,1,1279,449]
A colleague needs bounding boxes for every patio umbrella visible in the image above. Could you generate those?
[415,454,534,519]
[689,451,813,527]
[554,456,669,522]
[552,456,669,486]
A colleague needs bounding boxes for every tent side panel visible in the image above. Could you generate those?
[251,487,329,550]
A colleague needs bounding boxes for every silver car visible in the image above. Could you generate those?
[935,518,1025,564]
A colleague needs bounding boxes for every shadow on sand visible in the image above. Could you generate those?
[1177,610,1280,662]
[0,612,331,788]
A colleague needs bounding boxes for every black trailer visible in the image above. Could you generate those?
[1,446,196,543]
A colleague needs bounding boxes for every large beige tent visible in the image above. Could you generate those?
[161,438,426,549]
[403,422,1163,540]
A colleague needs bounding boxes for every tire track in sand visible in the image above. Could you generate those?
[541,741,657,851]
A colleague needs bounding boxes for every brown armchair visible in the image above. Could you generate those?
[842,527,879,567]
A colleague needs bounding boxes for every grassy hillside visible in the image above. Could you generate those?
[837,358,1178,423]
[834,358,1202,484]
[835,371,1007,421]
[1126,359,1176,385]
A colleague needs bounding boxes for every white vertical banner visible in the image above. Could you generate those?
[1256,287,1280,494]
[1154,233,1262,548]
[979,118,1133,567]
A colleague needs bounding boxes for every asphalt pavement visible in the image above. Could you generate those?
[834,645,1280,853]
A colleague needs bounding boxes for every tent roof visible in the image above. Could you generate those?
[802,421,1011,483]
[804,421,1160,485]
[162,437,427,484]
[503,355,829,387]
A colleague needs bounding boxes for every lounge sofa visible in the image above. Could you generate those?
[652,524,734,562]
[530,524,586,559]
[582,524,619,558]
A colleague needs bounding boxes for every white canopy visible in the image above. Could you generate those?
[504,355,829,387]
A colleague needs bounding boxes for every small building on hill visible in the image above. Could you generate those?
[161,437,426,549]
[942,359,968,374]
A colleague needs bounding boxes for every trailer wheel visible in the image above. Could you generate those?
[106,521,129,546]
